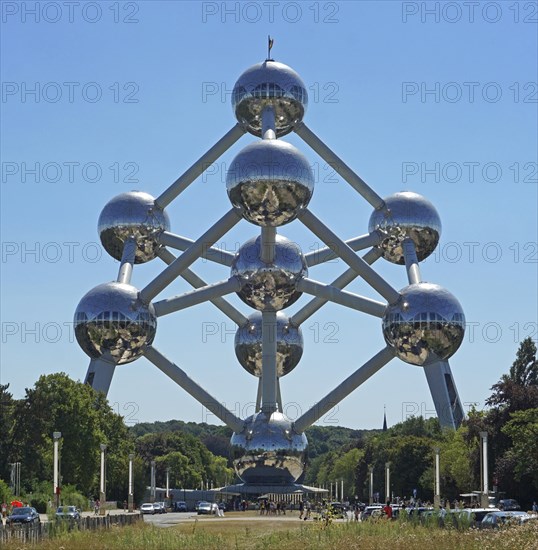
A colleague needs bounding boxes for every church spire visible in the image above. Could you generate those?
[382,405,387,431]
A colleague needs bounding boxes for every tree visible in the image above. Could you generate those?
[7,373,134,499]
[501,408,538,487]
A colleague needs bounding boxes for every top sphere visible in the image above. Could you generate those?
[232,61,308,137]
[98,191,170,263]
[368,191,441,264]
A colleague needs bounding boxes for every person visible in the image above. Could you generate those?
[532,501,538,513]
[94,499,100,515]
[1,502,6,520]
[123,500,127,512]
[383,501,392,519]
[299,500,304,519]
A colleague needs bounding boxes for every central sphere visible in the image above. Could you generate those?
[235,311,303,377]
[368,191,441,264]
[230,411,308,484]
[98,191,170,263]
[232,60,308,137]
[231,234,307,311]
[74,282,156,365]
[227,139,314,227]
[382,282,465,366]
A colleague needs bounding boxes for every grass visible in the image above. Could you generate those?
[2,515,538,549]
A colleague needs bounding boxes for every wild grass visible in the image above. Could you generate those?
[3,515,537,550]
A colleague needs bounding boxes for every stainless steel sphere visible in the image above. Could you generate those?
[230,411,308,484]
[368,191,441,264]
[227,139,314,227]
[235,311,303,377]
[98,191,170,263]
[382,282,465,366]
[232,60,308,137]
[231,234,307,311]
[74,282,156,365]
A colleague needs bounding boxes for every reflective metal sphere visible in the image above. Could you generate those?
[368,192,441,264]
[382,283,465,366]
[235,311,303,377]
[231,234,307,311]
[74,282,156,364]
[231,411,308,484]
[227,140,314,227]
[232,61,308,137]
[98,191,170,263]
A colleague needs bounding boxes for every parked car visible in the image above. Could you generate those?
[481,511,532,528]
[6,507,40,525]
[361,505,383,520]
[174,501,188,512]
[140,503,155,515]
[55,506,81,520]
[497,499,521,511]
[155,502,167,514]
[197,501,213,515]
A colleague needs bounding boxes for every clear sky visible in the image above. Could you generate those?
[1,1,537,431]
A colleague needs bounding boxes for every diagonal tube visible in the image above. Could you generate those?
[293,346,396,433]
[294,122,385,209]
[140,208,242,303]
[153,277,242,317]
[403,237,422,285]
[291,248,382,326]
[296,278,386,318]
[155,124,246,208]
[300,209,400,304]
[157,248,248,326]
[144,345,245,433]
[157,231,235,267]
[304,231,383,267]
[117,237,136,284]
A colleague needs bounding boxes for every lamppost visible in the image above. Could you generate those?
[166,467,170,507]
[150,461,156,503]
[368,466,374,505]
[99,444,107,516]
[385,462,391,504]
[128,453,134,513]
[479,432,489,508]
[53,432,62,508]
[434,447,441,509]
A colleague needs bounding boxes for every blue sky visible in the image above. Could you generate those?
[1,1,537,431]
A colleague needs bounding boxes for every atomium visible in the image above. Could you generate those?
[235,311,303,377]
[98,191,170,263]
[382,283,465,366]
[369,191,441,264]
[74,282,156,365]
[227,139,314,227]
[232,60,308,137]
[230,411,308,484]
[231,234,307,311]
[76,45,468,488]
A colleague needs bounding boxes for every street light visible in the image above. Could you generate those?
[53,432,62,508]
[368,466,374,505]
[128,453,134,513]
[99,444,107,516]
[150,461,156,503]
[479,431,489,508]
[434,447,441,509]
